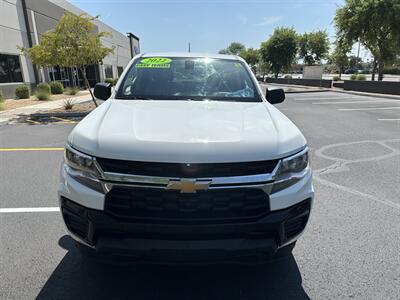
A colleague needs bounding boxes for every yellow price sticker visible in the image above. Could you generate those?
[136,57,172,68]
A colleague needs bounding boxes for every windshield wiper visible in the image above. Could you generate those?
[131,96,154,100]
[184,98,206,101]
[116,95,154,100]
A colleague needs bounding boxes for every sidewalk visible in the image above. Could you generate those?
[0,93,92,124]
[261,82,400,99]
[259,82,330,93]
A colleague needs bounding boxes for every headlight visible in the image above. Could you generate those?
[64,145,103,192]
[65,146,98,175]
[276,149,308,177]
[271,148,309,193]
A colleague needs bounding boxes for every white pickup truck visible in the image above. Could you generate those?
[58,53,314,263]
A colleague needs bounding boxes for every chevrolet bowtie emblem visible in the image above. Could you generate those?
[166,179,211,193]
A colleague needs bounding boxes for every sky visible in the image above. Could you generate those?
[69,0,368,59]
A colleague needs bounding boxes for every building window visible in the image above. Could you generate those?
[0,54,23,83]
[117,66,123,77]
[104,65,113,79]
[48,66,69,86]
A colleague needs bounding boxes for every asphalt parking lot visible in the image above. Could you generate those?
[1,90,399,299]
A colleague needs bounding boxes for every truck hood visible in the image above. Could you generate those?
[69,100,306,163]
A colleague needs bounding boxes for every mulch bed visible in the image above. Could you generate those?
[1,91,90,111]
[49,101,96,113]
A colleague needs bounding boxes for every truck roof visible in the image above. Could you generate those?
[141,52,240,60]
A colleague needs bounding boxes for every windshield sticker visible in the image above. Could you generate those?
[136,57,172,68]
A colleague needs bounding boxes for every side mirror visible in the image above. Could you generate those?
[266,88,285,104]
[94,83,112,100]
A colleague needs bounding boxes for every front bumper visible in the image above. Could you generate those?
[60,196,311,261]
[58,161,314,262]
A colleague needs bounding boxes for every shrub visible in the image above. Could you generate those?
[15,85,30,99]
[63,99,74,110]
[383,67,400,75]
[284,75,292,79]
[356,74,366,80]
[36,82,51,94]
[35,91,51,101]
[65,87,79,95]
[0,90,4,110]
[350,74,357,80]
[105,78,115,86]
[333,76,340,81]
[50,81,64,94]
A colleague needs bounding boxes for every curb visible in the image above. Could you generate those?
[28,112,89,118]
[285,89,330,94]
[259,82,330,94]
[332,89,400,100]
[0,120,10,126]
[0,111,89,125]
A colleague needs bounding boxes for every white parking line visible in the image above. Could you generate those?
[378,119,400,121]
[313,100,397,105]
[0,207,60,213]
[292,97,358,101]
[338,106,400,111]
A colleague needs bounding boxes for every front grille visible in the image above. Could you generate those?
[104,187,269,224]
[96,157,279,178]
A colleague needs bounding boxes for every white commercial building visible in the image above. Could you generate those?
[0,0,140,98]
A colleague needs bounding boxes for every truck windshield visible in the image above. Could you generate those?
[116,57,261,102]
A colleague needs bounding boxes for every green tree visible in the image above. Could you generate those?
[348,55,362,69]
[19,13,114,106]
[257,60,270,77]
[328,40,351,78]
[260,27,298,78]
[218,42,246,56]
[239,48,260,73]
[335,0,400,81]
[298,31,330,65]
